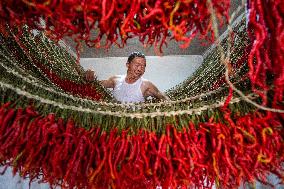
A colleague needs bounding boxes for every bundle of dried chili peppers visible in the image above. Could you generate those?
[0,0,230,52]
[1,26,112,102]
[0,103,283,188]
[247,0,284,107]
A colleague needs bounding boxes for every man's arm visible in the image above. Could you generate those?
[85,70,116,89]
[143,81,170,101]
[100,76,116,88]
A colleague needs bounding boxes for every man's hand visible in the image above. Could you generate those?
[143,81,170,101]
[85,69,95,82]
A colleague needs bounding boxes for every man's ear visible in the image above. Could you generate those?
[126,62,130,68]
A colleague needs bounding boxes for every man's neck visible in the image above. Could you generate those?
[125,74,139,84]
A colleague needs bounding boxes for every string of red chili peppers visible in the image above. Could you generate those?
[0,0,230,53]
[247,0,284,107]
[0,102,283,189]
[3,27,105,101]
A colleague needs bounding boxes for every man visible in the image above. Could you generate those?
[85,52,169,103]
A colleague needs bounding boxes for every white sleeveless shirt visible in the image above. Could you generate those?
[112,75,145,103]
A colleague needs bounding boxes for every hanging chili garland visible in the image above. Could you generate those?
[0,100,283,188]
[166,15,251,100]
[246,0,284,108]
[1,25,113,102]
[0,0,230,53]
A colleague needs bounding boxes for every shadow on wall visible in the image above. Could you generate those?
[80,55,203,92]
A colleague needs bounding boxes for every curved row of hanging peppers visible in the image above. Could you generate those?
[0,102,283,189]
[0,26,113,102]
[166,15,250,100]
[0,0,230,52]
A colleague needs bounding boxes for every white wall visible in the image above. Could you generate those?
[80,55,203,92]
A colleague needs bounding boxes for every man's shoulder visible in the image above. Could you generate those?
[141,79,156,90]
[142,79,153,86]
[109,75,124,80]
[108,75,125,85]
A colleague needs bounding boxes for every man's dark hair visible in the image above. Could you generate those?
[127,51,146,63]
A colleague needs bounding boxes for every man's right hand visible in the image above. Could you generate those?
[85,69,95,81]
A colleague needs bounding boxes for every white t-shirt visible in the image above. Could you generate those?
[112,75,145,103]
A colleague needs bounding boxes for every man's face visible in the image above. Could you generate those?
[126,57,146,79]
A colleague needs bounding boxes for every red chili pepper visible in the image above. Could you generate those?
[0,102,11,112]
[224,146,238,175]
[108,138,116,180]
[173,126,186,151]
[13,115,31,151]
[128,137,137,162]
[165,124,172,147]
[25,105,39,117]
[2,116,23,149]
[153,133,165,184]
[74,136,89,179]
[113,131,125,166]
[233,133,244,153]
[140,131,151,175]
[133,135,142,164]
[89,132,107,183]
[261,127,273,145]
[0,108,15,136]
[120,134,130,164]
[1,108,24,146]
